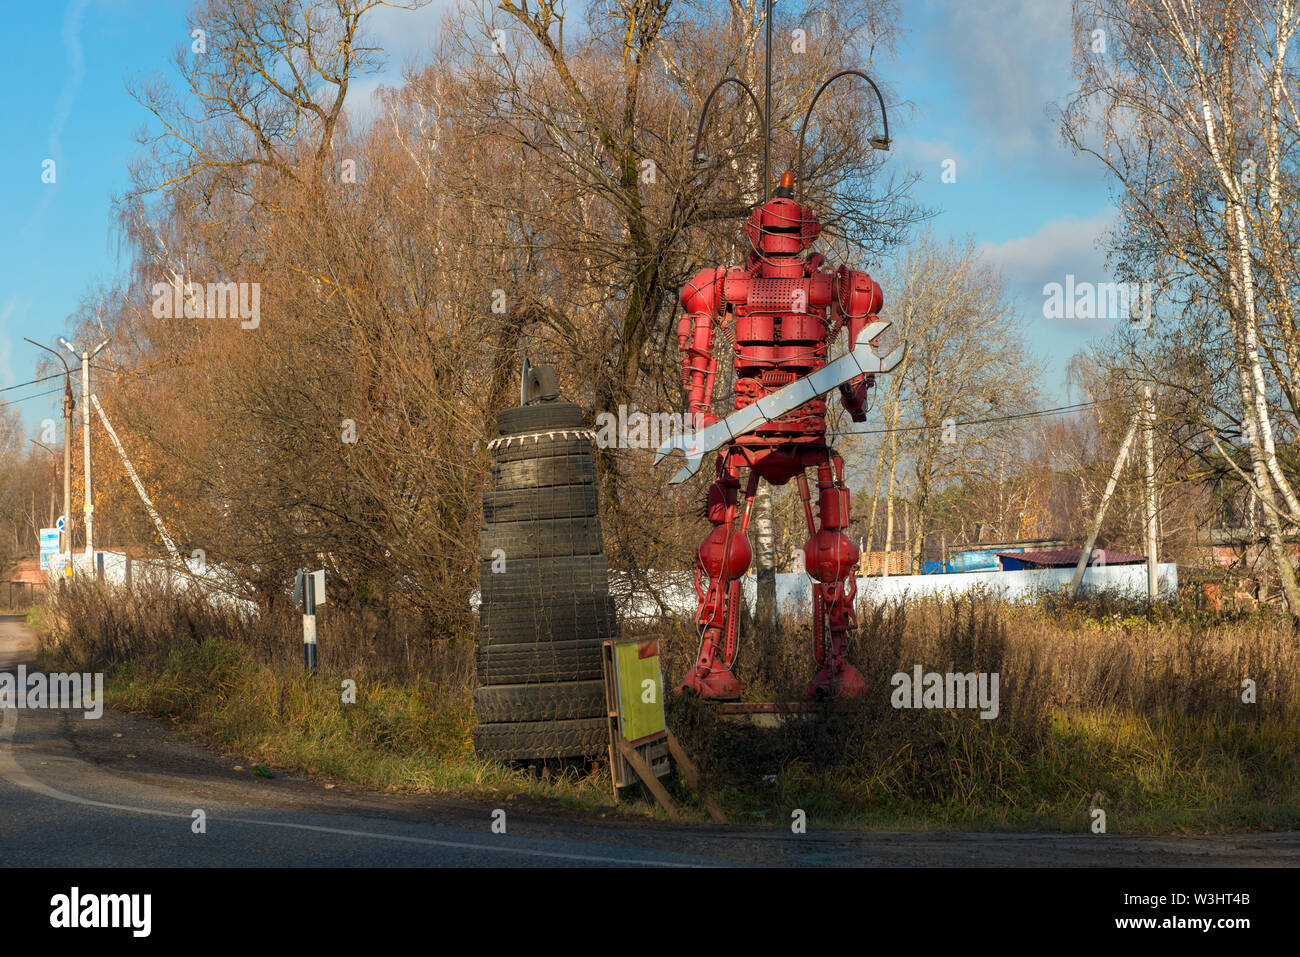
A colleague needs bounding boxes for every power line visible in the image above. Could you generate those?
[2,359,174,410]
[841,401,1097,437]
[0,371,66,393]
[0,385,68,407]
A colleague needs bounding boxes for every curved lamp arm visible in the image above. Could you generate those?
[795,69,891,203]
[24,336,70,374]
[691,76,768,203]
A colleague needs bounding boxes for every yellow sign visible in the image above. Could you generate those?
[614,640,666,744]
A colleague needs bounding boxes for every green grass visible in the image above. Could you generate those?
[690,706,1300,832]
[35,582,1300,832]
[0,603,42,622]
[75,636,1300,833]
[94,637,624,812]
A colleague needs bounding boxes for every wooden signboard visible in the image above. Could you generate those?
[600,639,725,822]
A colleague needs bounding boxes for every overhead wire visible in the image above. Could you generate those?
[0,371,67,393]
[0,385,68,406]
[840,401,1098,437]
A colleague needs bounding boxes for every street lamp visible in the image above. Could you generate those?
[25,337,75,557]
[28,438,60,530]
[58,336,109,563]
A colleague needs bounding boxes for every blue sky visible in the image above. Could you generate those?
[0,0,1117,434]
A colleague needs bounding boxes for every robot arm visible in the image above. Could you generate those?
[833,265,884,423]
[678,267,725,424]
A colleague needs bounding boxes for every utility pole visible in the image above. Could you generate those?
[1142,385,1159,604]
[91,394,187,570]
[25,338,74,559]
[1069,415,1140,598]
[59,336,108,566]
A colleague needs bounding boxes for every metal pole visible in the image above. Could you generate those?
[91,394,187,570]
[304,572,317,671]
[63,378,72,561]
[1143,385,1159,603]
[81,347,92,562]
[24,338,74,558]
[763,0,771,201]
[60,336,107,572]
[1069,416,1140,598]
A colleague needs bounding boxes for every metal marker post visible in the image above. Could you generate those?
[294,568,317,670]
[304,572,317,670]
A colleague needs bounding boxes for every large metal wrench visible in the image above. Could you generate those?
[655,319,905,483]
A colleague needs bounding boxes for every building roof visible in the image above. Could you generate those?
[997,548,1147,568]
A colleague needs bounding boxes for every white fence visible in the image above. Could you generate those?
[44,551,259,616]
[613,563,1178,621]
[854,563,1178,604]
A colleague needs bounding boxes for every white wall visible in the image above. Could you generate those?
[853,563,1178,604]
[43,551,131,586]
[613,564,1178,620]
[45,552,259,616]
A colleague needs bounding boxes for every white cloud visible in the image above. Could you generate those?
[980,209,1141,337]
[344,0,462,124]
[364,0,459,67]
[890,133,968,180]
[923,0,1080,164]
[343,76,395,126]
[25,0,91,235]
[978,209,1115,286]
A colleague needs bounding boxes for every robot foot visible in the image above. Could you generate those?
[678,667,742,700]
[805,661,867,700]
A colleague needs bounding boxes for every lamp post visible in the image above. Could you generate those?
[28,439,59,529]
[25,337,74,557]
[58,336,108,563]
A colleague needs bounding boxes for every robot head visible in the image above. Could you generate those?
[745,171,821,259]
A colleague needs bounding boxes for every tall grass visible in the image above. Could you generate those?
[38,579,611,807]
[37,579,1300,830]
[43,578,474,682]
[664,594,1299,830]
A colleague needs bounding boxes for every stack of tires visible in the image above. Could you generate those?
[473,395,617,761]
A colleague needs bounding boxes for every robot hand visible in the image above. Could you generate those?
[839,377,872,423]
[686,410,719,432]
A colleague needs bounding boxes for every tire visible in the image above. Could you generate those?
[483,485,599,523]
[497,401,584,436]
[492,455,596,491]
[523,364,560,404]
[479,516,603,561]
[479,556,609,601]
[474,680,606,722]
[491,433,593,464]
[480,595,618,645]
[483,579,613,608]
[476,639,605,684]
[473,717,607,760]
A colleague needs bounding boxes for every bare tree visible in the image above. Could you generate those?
[1061,0,1300,615]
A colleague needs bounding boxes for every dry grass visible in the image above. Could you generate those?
[664,594,1299,830]
[37,579,1300,831]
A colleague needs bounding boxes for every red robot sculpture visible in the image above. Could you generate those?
[656,164,904,700]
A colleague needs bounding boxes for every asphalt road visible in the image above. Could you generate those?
[2,615,1297,867]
